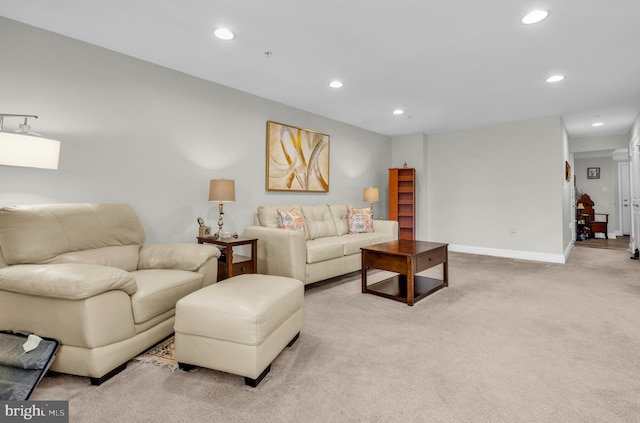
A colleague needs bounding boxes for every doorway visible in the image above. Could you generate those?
[619,161,631,235]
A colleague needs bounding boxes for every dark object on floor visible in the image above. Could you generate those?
[0,330,60,400]
[577,194,609,239]
[631,249,639,260]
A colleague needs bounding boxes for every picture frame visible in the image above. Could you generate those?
[565,161,571,181]
[266,120,330,192]
[587,167,600,179]
[198,226,211,237]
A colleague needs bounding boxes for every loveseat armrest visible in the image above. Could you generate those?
[0,263,137,300]
[373,220,399,240]
[244,226,306,282]
[138,243,221,271]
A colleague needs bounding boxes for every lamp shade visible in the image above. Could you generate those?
[0,132,60,169]
[209,179,235,202]
[363,187,379,202]
[577,203,585,210]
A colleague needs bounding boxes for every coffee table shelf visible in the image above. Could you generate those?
[365,275,446,304]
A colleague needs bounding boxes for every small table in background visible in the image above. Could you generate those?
[197,236,258,281]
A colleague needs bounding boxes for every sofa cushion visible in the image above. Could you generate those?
[0,263,137,300]
[48,245,141,272]
[306,237,345,264]
[257,205,301,228]
[0,203,145,266]
[328,204,350,236]
[130,269,203,324]
[138,243,221,271]
[348,207,373,234]
[341,234,374,256]
[301,205,338,240]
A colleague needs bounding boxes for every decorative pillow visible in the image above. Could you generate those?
[348,207,373,234]
[276,208,308,239]
[258,205,300,228]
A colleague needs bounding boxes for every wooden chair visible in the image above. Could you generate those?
[577,194,609,239]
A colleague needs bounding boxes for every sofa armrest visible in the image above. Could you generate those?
[138,243,221,271]
[244,226,306,282]
[373,220,399,240]
[0,263,137,300]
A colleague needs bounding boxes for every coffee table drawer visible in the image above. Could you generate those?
[415,247,446,271]
[363,251,407,274]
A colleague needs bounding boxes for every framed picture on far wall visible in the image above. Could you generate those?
[587,167,600,179]
[266,121,330,192]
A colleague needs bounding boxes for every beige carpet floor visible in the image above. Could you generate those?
[31,247,640,422]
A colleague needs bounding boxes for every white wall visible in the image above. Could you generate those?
[0,18,391,242]
[423,116,567,262]
[630,112,640,144]
[570,134,629,153]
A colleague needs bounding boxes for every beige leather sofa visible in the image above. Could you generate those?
[245,204,398,285]
[0,203,220,384]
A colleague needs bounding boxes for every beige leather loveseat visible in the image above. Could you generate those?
[245,204,398,285]
[0,203,220,384]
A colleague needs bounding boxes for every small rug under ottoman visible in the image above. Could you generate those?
[135,336,177,370]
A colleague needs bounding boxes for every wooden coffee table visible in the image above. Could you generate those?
[361,240,448,306]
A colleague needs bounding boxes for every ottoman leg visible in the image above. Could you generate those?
[244,364,271,387]
[287,332,300,347]
[178,362,196,371]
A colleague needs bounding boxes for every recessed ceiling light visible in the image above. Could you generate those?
[393,109,404,115]
[329,80,343,88]
[592,122,604,127]
[546,75,565,83]
[214,28,235,41]
[522,10,549,24]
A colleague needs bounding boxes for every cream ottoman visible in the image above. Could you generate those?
[174,274,304,387]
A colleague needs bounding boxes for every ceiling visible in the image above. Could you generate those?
[1,0,639,138]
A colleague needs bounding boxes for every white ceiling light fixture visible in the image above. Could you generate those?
[329,80,343,88]
[521,10,549,25]
[393,109,404,115]
[546,75,565,83]
[0,114,61,170]
[214,28,235,41]
[592,122,604,127]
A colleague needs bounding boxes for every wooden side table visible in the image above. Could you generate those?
[197,236,258,281]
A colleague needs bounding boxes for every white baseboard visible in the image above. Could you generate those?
[448,244,566,264]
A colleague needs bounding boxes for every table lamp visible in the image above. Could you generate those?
[209,179,235,238]
[363,187,379,218]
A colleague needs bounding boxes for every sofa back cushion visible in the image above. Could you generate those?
[0,203,146,270]
[301,205,338,240]
[328,204,350,236]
